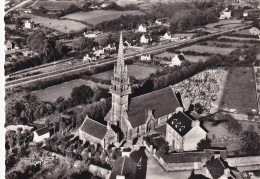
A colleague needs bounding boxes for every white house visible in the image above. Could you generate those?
[103,43,116,51]
[83,54,96,62]
[140,34,152,44]
[219,9,231,19]
[24,20,33,29]
[136,24,147,33]
[33,127,50,143]
[166,111,207,151]
[84,31,99,38]
[93,46,104,57]
[24,9,32,14]
[249,27,260,38]
[170,54,185,67]
[140,54,151,61]
[5,40,13,51]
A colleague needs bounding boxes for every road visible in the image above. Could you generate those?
[5,25,252,89]
[5,0,33,14]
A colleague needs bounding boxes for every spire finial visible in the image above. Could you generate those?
[117,31,124,66]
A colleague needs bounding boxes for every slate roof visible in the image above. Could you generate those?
[80,117,108,140]
[167,111,193,137]
[177,54,185,61]
[127,86,181,128]
[35,127,49,136]
[206,157,226,179]
[110,156,137,179]
[160,152,205,163]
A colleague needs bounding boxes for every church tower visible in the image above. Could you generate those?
[106,31,131,127]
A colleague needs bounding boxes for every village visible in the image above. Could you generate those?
[4,0,260,179]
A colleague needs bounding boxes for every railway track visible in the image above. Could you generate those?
[5,25,252,89]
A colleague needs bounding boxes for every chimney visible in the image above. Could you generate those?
[224,168,230,177]
[116,175,125,179]
[214,153,221,159]
[175,107,183,113]
[122,148,131,157]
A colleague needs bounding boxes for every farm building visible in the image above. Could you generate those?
[84,31,99,38]
[249,27,260,38]
[79,116,117,148]
[5,40,14,51]
[103,43,116,51]
[140,54,151,61]
[33,127,50,143]
[170,54,185,67]
[166,111,207,151]
[136,24,147,33]
[161,32,173,41]
[83,54,96,62]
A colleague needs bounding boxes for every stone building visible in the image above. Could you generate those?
[79,116,117,148]
[166,111,207,151]
[105,32,182,141]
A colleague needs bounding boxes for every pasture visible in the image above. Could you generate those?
[62,10,145,25]
[21,13,87,33]
[92,64,157,80]
[31,0,82,11]
[219,36,260,42]
[154,52,208,63]
[205,40,256,48]
[179,45,235,55]
[220,67,257,114]
[33,79,107,103]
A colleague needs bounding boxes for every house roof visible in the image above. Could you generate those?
[110,156,137,179]
[80,117,108,140]
[160,152,205,163]
[35,127,49,136]
[206,157,226,179]
[177,54,185,61]
[127,87,181,128]
[166,111,193,137]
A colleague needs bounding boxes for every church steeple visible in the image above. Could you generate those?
[107,31,131,126]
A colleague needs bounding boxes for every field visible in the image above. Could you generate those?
[21,13,87,33]
[205,40,256,48]
[234,29,252,35]
[179,45,235,55]
[220,67,257,114]
[219,36,260,42]
[33,79,108,103]
[92,64,157,80]
[62,10,145,25]
[31,0,82,11]
[154,52,208,63]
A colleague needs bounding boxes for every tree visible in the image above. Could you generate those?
[242,125,260,155]
[197,138,211,151]
[71,85,94,105]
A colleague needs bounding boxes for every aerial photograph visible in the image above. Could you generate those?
[3,0,260,178]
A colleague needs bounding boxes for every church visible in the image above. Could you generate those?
[104,32,183,141]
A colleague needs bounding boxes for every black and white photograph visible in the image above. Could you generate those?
[3,0,260,178]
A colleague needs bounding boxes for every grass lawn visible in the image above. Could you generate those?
[92,64,157,80]
[33,79,107,103]
[234,29,252,35]
[180,45,235,55]
[62,10,145,25]
[31,0,82,11]
[21,13,87,33]
[220,67,257,114]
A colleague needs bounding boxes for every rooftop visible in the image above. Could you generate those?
[35,127,49,136]
[167,111,193,137]
[80,117,108,140]
[206,157,226,179]
[127,86,181,128]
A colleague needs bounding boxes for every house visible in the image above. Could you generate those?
[93,46,105,57]
[219,9,231,19]
[83,54,96,62]
[79,116,117,148]
[140,34,152,44]
[170,53,185,67]
[5,40,14,51]
[105,33,183,142]
[249,27,260,38]
[136,24,147,33]
[24,20,33,29]
[140,54,151,61]
[84,31,99,38]
[243,9,260,19]
[33,127,50,143]
[110,155,137,179]
[166,111,207,151]
[24,9,32,14]
[103,43,116,51]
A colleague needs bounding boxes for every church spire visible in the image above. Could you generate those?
[117,31,125,69]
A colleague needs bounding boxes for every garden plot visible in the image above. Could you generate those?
[62,10,145,25]
[33,79,107,103]
[220,67,257,114]
[171,69,228,114]
[92,64,157,80]
[179,45,235,55]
